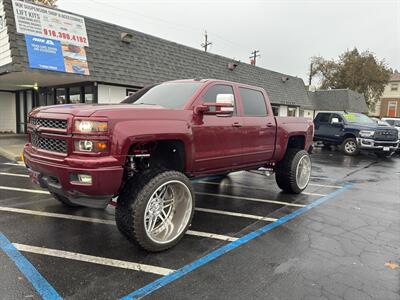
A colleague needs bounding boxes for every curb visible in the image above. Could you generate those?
[0,146,22,162]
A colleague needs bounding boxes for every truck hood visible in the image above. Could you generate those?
[31,103,165,117]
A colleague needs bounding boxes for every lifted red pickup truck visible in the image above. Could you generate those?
[24,79,314,251]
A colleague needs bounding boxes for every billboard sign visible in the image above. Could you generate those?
[25,34,89,75]
[12,0,88,47]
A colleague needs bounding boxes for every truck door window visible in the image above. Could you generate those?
[316,113,330,123]
[239,88,267,116]
[202,84,236,113]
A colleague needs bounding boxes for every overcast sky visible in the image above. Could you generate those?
[57,0,400,83]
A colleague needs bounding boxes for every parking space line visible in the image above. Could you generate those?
[0,186,50,194]
[0,232,62,300]
[186,230,237,242]
[13,243,173,276]
[120,183,353,299]
[1,162,25,166]
[195,207,277,221]
[308,183,342,189]
[302,192,327,197]
[0,206,237,242]
[0,172,30,178]
[195,191,306,207]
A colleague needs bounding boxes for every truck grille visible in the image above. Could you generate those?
[374,129,398,141]
[30,117,67,130]
[31,133,67,153]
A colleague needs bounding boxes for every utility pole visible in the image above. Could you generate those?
[201,31,212,52]
[249,50,260,65]
[308,62,314,86]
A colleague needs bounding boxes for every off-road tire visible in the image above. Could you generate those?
[115,168,195,252]
[51,192,81,207]
[341,137,359,156]
[275,149,311,194]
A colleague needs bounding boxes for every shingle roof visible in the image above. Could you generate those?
[3,0,311,107]
[308,89,368,113]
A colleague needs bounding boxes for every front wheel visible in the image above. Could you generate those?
[275,149,312,194]
[115,169,195,252]
[341,137,359,156]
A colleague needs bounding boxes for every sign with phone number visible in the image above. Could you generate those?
[12,0,89,47]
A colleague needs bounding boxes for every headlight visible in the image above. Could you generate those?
[359,130,375,138]
[74,120,108,133]
[75,140,108,152]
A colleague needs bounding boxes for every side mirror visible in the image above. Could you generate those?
[194,94,235,116]
[216,94,235,113]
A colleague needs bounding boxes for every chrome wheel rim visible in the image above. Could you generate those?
[345,141,357,153]
[296,154,311,189]
[144,180,192,244]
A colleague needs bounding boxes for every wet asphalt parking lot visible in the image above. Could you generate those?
[0,148,399,300]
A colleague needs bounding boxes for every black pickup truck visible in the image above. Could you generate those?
[313,112,399,157]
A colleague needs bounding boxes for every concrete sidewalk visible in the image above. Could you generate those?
[0,134,27,161]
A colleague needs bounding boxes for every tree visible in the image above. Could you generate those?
[33,0,57,7]
[309,48,391,110]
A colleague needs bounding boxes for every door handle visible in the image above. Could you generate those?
[266,122,274,128]
[232,122,242,127]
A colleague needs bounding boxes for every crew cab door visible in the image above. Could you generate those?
[191,83,243,172]
[238,87,276,164]
[314,113,333,141]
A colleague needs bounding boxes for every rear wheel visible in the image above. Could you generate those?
[341,137,359,156]
[275,149,312,194]
[51,192,81,207]
[115,168,195,252]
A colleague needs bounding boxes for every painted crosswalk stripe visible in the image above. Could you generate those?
[195,207,277,222]
[13,243,173,276]
[0,206,236,242]
[0,172,29,178]
[195,191,306,207]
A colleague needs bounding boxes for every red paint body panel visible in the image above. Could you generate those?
[24,79,314,200]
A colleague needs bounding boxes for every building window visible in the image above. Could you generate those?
[391,83,398,91]
[387,101,397,117]
[69,87,82,104]
[271,105,279,116]
[56,88,67,104]
[85,86,94,103]
[287,106,297,117]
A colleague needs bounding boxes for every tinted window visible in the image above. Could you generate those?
[203,84,235,103]
[316,113,330,123]
[202,84,235,113]
[239,88,267,116]
[123,82,201,109]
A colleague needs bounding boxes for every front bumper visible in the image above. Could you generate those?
[356,138,399,152]
[23,144,124,208]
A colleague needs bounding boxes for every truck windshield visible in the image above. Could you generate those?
[122,82,202,109]
[342,113,375,125]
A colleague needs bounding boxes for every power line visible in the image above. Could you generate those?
[249,50,260,65]
[201,31,212,52]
